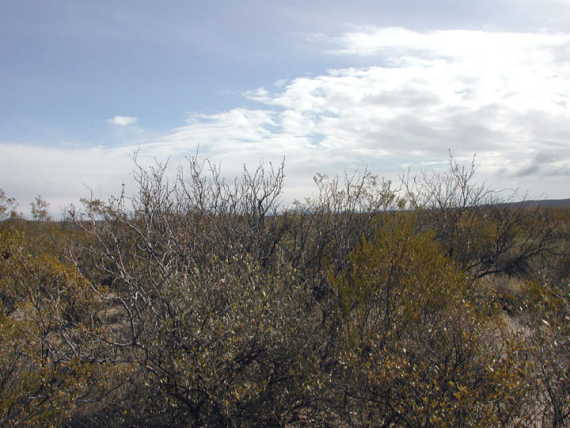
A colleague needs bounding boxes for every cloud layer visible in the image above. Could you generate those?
[4,27,570,213]
[152,27,570,191]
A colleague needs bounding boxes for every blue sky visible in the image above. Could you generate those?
[3,0,570,213]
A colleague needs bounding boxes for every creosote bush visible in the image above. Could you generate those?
[0,226,122,426]
[328,214,537,426]
[402,155,559,280]
[0,153,569,427]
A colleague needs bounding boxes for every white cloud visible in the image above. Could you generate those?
[108,115,138,126]
[5,27,570,213]
[328,27,570,59]
[0,143,136,216]
[157,28,570,197]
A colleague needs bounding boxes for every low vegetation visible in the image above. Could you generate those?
[0,155,568,427]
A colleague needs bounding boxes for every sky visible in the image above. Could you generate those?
[2,0,570,215]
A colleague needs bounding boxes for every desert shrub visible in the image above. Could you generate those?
[328,214,537,427]
[402,156,560,280]
[508,280,570,427]
[2,154,568,426]
[0,189,18,221]
[0,225,122,426]
[68,158,342,426]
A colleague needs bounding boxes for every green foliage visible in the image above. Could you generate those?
[333,214,465,319]
[0,225,118,426]
[328,215,543,426]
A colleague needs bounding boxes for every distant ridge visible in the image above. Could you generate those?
[506,198,570,208]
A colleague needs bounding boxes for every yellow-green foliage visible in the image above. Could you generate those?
[329,215,536,426]
[331,214,467,341]
[0,226,105,426]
